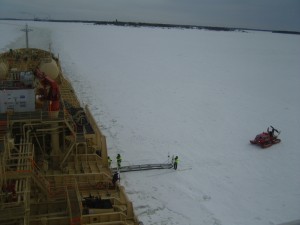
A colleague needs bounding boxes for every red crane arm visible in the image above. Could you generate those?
[34,68,60,111]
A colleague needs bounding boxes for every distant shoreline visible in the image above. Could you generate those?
[1,18,299,35]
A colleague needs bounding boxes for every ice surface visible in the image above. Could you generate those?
[1,21,299,225]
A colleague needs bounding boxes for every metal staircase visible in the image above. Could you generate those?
[30,159,51,196]
[67,185,82,225]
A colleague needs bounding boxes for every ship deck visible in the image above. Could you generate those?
[0,48,140,225]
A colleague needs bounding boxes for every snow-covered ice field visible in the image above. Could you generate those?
[1,21,300,225]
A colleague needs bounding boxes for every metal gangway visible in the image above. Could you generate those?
[112,163,173,173]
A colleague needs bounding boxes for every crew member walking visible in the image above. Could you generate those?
[173,156,179,170]
[112,171,120,186]
[108,156,112,168]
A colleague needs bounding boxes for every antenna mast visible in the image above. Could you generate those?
[21,24,33,48]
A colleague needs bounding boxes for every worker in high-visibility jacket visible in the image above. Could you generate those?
[173,156,179,170]
[116,154,122,169]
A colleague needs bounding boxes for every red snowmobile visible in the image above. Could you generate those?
[250,126,281,148]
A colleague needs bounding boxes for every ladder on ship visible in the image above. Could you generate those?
[60,134,87,169]
[67,185,82,225]
[112,163,173,173]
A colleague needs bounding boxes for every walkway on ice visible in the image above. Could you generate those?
[112,163,173,173]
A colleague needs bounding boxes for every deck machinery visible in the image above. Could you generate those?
[0,48,140,225]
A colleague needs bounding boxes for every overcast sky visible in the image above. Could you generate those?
[0,0,299,31]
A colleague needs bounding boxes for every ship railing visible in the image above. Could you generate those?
[81,211,128,224]
[6,108,80,142]
[0,177,30,208]
[0,204,26,223]
[65,178,82,225]
[0,139,33,219]
[8,110,65,122]
[84,105,111,167]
